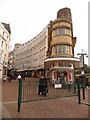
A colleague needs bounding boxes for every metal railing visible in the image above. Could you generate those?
[17,79,79,112]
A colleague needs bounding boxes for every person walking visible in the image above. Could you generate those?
[38,76,44,95]
[42,75,48,96]
[9,72,12,82]
[38,75,48,96]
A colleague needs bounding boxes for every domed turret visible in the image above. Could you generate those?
[57,7,71,19]
[50,8,73,58]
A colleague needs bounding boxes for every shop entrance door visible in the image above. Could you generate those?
[60,72,65,84]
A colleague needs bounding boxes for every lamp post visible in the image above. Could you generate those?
[77,49,88,69]
[77,49,88,99]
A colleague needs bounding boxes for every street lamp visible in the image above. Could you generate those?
[77,49,88,99]
[77,49,88,69]
[82,49,88,57]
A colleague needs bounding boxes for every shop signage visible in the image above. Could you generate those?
[58,63,72,67]
[55,84,62,88]
[67,72,73,81]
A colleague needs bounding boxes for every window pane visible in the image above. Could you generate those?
[52,45,71,55]
[53,45,70,54]
[54,28,71,36]
[62,13,64,17]
[67,46,70,54]
[54,29,57,36]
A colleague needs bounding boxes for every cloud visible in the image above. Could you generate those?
[0,0,8,8]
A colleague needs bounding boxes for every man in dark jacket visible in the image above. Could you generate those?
[80,74,87,87]
[42,76,48,96]
[38,76,48,96]
[38,76,44,95]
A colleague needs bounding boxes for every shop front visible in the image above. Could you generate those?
[51,70,73,83]
[44,57,79,84]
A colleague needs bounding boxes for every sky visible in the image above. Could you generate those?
[0,0,89,64]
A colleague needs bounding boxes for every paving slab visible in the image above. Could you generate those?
[2,80,89,119]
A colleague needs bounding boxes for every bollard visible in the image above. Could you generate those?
[68,84,71,91]
[82,85,85,99]
[81,74,86,99]
[74,85,76,93]
[77,81,81,104]
[17,78,22,112]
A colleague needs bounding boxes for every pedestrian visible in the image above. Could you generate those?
[38,75,48,96]
[42,75,48,96]
[81,74,87,88]
[38,76,44,95]
[9,72,12,82]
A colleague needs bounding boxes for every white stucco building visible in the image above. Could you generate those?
[0,22,11,80]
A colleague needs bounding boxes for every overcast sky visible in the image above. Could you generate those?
[0,0,88,64]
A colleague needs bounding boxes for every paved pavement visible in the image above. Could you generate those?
[2,79,89,119]
[0,80,2,120]
[0,102,2,120]
[2,105,12,119]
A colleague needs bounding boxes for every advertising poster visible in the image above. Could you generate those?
[67,72,73,81]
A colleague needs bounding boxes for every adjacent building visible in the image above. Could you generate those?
[0,22,11,80]
[14,27,48,77]
[8,43,21,70]
[14,8,79,82]
[8,51,14,69]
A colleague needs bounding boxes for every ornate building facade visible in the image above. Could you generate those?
[0,22,11,80]
[14,8,79,82]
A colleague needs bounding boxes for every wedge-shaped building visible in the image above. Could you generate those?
[15,7,79,82]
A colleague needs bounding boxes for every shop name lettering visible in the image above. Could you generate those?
[58,63,72,67]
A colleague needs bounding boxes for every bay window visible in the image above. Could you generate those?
[54,28,71,36]
[52,45,71,55]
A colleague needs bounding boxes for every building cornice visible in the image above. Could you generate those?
[0,22,10,35]
[44,57,79,63]
[52,17,72,26]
